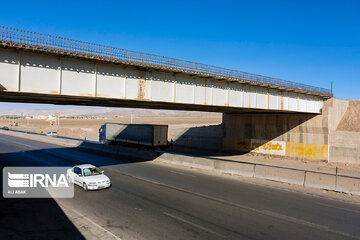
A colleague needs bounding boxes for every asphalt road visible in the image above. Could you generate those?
[0,133,360,240]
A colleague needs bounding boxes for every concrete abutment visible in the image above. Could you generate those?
[222,110,329,161]
[222,98,359,164]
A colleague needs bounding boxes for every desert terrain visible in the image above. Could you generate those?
[0,115,222,142]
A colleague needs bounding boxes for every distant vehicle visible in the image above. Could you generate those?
[67,164,111,190]
[0,126,9,130]
[10,122,18,126]
[46,131,58,137]
[99,123,168,147]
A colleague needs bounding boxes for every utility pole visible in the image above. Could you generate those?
[331,81,333,96]
[56,112,60,126]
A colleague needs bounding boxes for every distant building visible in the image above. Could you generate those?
[46,115,55,121]
[36,115,46,120]
[1,115,20,119]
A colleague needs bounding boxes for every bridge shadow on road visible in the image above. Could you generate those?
[0,165,85,240]
[0,196,85,240]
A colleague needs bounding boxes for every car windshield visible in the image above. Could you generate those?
[83,167,102,176]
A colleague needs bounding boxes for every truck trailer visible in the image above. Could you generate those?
[99,123,168,147]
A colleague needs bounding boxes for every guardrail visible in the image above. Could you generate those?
[0,25,332,96]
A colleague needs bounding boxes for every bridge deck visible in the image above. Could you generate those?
[0,25,331,97]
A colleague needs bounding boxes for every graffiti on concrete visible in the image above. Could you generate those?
[250,139,286,156]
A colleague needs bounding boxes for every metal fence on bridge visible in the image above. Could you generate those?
[0,25,331,96]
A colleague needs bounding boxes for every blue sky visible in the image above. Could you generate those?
[0,0,359,110]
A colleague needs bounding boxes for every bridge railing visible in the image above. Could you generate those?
[0,25,331,96]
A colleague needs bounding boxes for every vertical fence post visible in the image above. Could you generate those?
[335,166,338,190]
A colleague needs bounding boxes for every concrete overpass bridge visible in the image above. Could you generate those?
[0,26,335,162]
[0,26,331,113]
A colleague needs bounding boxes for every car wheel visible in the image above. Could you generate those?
[83,183,88,191]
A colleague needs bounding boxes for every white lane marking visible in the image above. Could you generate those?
[170,170,197,178]
[60,204,122,240]
[116,170,360,240]
[163,212,225,238]
[130,175,162,185]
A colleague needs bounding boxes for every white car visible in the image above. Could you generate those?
[67,164,111,190]
[46,131,58,137]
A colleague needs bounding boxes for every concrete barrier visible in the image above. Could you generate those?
[304,172,337,191]
[214,160,255,177]
[336,176,360,195]
[254,165,305,185]
[156,153,215,170]
[154,152,360,196]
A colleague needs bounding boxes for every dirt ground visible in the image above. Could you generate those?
[0,116,222,142]
[337,100,360,132]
